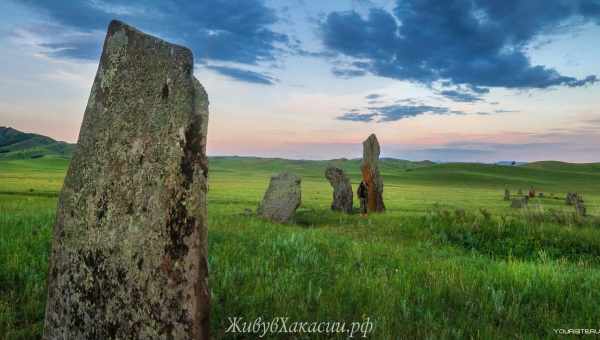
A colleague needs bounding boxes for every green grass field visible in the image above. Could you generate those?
[2,156,600,339]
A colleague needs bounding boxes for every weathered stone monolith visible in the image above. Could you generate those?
[504,188,511,201]
[361,134,385,212]
[511,196,528,208]
[325,166,353,213]
[43,21,210,339]
[258,172,301,223]
[566,192,578,206]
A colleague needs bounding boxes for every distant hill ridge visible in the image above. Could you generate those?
[208,156,435,179]
[1,127,598,171]
[0,127,75,159]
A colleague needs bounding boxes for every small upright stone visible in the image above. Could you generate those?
[325,166,353,213]
[361,134,385,212]
[504,188,511,201]
[566,192,578,206]
[44,21,210,339]
[258,172,301,223]
[511,196,528,208]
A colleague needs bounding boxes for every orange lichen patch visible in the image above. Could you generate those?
[361,165,377,212]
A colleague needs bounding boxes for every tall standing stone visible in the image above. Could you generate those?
[325,166,353,213]
[43,21,210,339]
[258,172,301,223]
[361,134,385,212]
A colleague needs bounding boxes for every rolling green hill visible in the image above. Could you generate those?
[0,127,75,160]
[209,156,433,180]
[526,160,600,173]
[209,157,599,195]
[2,153,600,339]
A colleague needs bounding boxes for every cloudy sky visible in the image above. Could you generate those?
[1,0,599,162]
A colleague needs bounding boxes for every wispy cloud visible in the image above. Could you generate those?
[337,112,378,122]
[204,65,277,85]
[438,90,483,103]
[331,67,366,78]
[337,104,468,122]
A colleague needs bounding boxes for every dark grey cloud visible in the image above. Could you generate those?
[331,68,367,78]
[17,0,288,83]
[438,90,483,103]
[337,112,378,122]
[365,93,382,99]
[337,104,468,122]
[435,83,491,103]
[375,105,454,122]
[566,75,599,87]
[321,0,600,90]
[394,98,422,105]
[467,85,491,94]
[204,66,277,85]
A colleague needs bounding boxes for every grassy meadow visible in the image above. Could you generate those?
[2,156,600,339]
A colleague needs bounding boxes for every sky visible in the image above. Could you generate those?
[1,0,599,162]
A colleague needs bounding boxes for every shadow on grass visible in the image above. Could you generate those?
[0,190,59,198]
[293,206,360,227]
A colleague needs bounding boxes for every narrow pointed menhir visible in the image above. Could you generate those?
[43,21,210,339]
[361,134,385,212]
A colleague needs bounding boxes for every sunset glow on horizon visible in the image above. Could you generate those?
[1,0,599,162]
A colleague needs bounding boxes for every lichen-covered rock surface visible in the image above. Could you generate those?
[361,134,385,212]
[511,197,528,208]
[43,20,210,339]
[257,172,301,223]
[325,166,353,213]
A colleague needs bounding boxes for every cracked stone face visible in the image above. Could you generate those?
[43,20,210,340]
